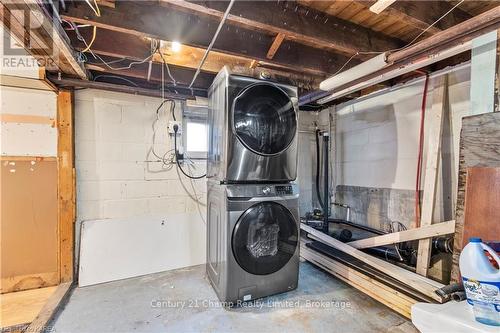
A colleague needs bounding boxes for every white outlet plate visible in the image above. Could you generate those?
[167,121,182,134]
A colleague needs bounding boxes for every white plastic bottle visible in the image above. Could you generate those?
[459,237,500,326]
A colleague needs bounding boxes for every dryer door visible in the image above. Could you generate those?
[233,83,297,156]
[232,201,298,275]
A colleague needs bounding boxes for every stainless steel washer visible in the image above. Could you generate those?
[206,180,300,303]
[207,67,298,183]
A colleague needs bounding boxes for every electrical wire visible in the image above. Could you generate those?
[173,128,206,179]
[189,0,235,88]
[81,0,100,53]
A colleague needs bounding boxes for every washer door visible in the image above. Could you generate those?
[232,202,298,275]
[233,83,297,156]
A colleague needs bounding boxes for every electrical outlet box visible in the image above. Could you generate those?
[167,121,182,134]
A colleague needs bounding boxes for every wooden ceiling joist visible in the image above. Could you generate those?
[161,0,403,55]
[1,0,86,78]
[67,28,324,90]
[60,1,359,76]
[84,55,216,89]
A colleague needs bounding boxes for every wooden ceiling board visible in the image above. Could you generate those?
[382,20,409,36]
[371,16,401,32]
[336,2,366,20]
[324,1,353,15]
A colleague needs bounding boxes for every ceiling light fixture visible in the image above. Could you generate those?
[171,41,182,53]
[369,0,397,14]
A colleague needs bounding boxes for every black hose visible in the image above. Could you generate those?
[451,291,467,302]
[435,282,464,298]
[315,129,324,209]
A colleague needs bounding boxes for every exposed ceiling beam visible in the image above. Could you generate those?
[48,74,196,100]
[1,0,86,78]
[84,54,216,89]
[67,28,324,89]
[161,0,402,55]
[60,1,360,76]
[354,0,472,34]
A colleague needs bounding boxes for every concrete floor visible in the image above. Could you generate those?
[51,262,418,333]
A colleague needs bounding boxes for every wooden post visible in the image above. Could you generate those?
[57,90,75,283]
[415,75,448,276]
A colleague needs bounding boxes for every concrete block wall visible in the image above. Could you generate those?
[330,64,471,229]
[74,89,206,271]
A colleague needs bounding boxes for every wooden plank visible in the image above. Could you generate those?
[462,167,500,244]
[25,282,73,333]
[1,286,57,328]
[266,33,285,60]
[0,74,56,92]
[0,114,55,126]
[300,224,444,302]
[1,160,59,293]
[61,1,360,76]
[348,220,456,249]
[451,112,500,282]
[416,75,447,276]
[0,156,56,162]
[57,91,75,283]
[48,75,194,100]
[161,0,402,56]
[1,272,59,294]
[300,244,414,318]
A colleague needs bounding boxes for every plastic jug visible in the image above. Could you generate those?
[459,238,500,326]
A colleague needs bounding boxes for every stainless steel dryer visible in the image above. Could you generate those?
[206,180,300,303]
[207,67,298,183]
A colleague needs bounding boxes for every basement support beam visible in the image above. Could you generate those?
[161,0,402,56]
[348,220,456,250]
[57,90,76,283]
[49,75,195,100]
[61,1,360,75]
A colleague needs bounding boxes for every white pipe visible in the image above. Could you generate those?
[318,41,471,104]
[188,0,235,88]
[319,53,387,91]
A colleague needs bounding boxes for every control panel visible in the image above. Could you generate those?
[276,185,293,196]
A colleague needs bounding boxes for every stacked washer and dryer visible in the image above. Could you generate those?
[206,67,300,304]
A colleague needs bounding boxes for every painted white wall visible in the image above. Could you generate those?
[0,86,57,156]
[74,89,207,285]
[332,64,471,222]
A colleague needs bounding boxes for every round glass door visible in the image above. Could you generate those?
[232,202,298,275]
[233,83,297,155]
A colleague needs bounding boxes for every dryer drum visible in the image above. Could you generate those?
[233,83,297,156]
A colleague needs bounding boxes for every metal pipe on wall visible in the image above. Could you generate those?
[188,0,235,88]
[303,5,500,106]
[322,132,330,233]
